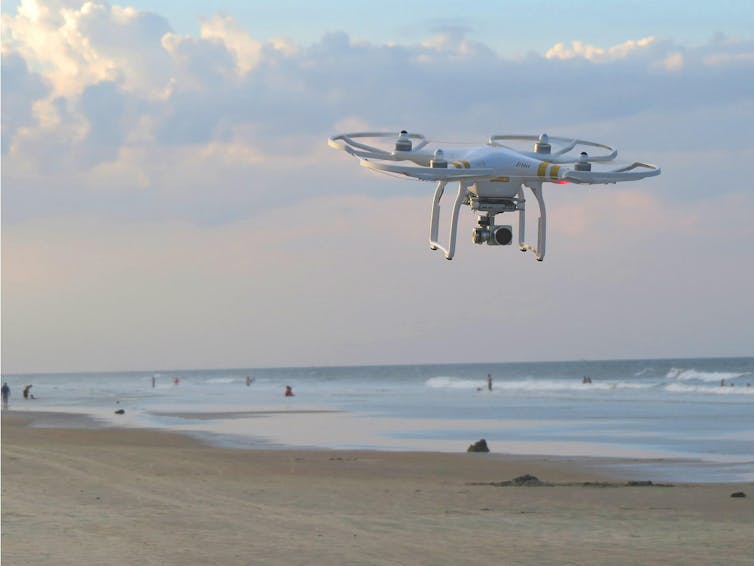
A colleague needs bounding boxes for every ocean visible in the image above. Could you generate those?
[3,357,753,482]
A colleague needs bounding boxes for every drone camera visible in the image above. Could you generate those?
[472,224,513,246]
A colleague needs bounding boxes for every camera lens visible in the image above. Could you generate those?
[493,226,512,245]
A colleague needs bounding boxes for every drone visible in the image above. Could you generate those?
[328,130,660,261]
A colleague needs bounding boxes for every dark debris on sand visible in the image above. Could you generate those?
[468,475,674,488]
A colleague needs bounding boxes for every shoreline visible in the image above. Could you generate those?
[6,407,754,484]
[3,410,753,564]
[0,409,638,472]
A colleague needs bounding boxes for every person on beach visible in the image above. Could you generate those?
[487,374,493,391]
[23,385,33,399]
[1,382,9,409]
[152,376,156,388]
[284,385,294,397]
[246,376,255,386]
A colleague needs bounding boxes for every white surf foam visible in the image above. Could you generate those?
[666,368,746,382]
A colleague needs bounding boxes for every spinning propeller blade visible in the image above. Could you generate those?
[564,162,661,184]
[328,131,429,160]
[489,134,618,163]
[361,159,493,180]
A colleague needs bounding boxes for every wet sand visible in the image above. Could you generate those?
[2,411,753,565]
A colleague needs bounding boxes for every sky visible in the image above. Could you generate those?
[2,0,753,373]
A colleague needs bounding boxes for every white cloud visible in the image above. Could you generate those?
[545,36,657,62]
[2,0,173,97]
[4,3,752,155]
[659,51,684,71]
[199,13,262,75]
[3,1,753,220]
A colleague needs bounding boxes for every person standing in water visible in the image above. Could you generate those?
[487,374,493,391]
[1,383,9,409]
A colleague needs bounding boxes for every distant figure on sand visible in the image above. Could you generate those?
[487,374,493,391]
[1,382,9,409]
[23,385,34,399]
[285,385,294,397]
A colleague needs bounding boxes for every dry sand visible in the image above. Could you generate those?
[2,411,752,565]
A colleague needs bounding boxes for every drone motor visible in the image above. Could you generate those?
[574,151,592,171]
[534,133,551,154]
[430,148,448,168]
[394,130,412,151]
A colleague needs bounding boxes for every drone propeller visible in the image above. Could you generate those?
[330,130,660,184]
[361,158,493,180]
[328,131,430,160]
[563,161,661,184]
[489,133,618,163]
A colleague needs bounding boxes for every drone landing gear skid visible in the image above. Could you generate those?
[518,183,546,262]
[429,181,466,260]
[428,181,547,261]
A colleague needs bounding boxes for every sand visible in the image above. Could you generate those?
[2,411,753,565]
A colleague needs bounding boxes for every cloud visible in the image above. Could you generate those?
[2,0,173,97]
[659,52,684,71]
[199,13,262,75]
[2,1,752,229]
[77,80,127,164]
[546,36,658,62]
[0,49,50,153]
[2,1,754,371]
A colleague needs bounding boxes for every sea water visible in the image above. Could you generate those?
[3,357,753,482]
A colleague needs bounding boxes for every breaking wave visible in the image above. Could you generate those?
[425,376,654,392]
[666,368,747,383]
[205,377,238,384]
[425,376,483,390]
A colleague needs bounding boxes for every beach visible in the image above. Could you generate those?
[2,411,752,565]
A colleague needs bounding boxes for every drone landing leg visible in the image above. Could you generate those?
[428,181,467,260]
[429,181,447,251]
[533,184,546,261]
[445,183,468,260]
[517,187,526,252]
[519,183,547,261]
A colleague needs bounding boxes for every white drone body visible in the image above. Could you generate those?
[328,131,661,261]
